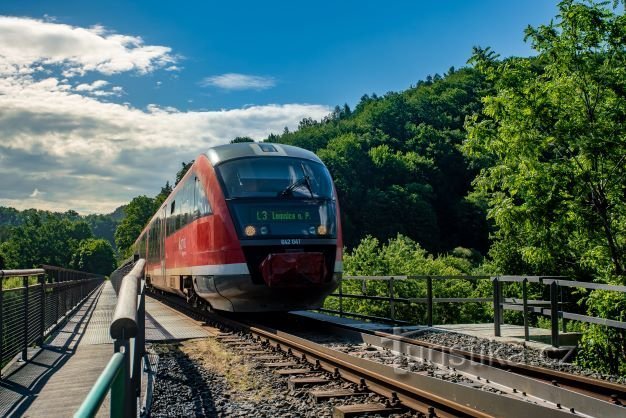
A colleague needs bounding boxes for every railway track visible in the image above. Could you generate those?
[148,291,624,418]
[285,312,626,405]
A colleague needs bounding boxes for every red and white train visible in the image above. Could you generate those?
[134,142,342,312]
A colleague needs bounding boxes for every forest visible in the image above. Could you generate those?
[0,207,119,275]
[0,0,624,374]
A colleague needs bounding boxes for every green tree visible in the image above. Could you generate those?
[84,213,119,249]
[465,0,626,280]
[328,235,489,324]
[154,181,173,208]
[463,0,626,375]
[272,68,488,253]
[114,195,156,258]
[175,161,194,186]
[71,238,117,275]
[0,213,93,268]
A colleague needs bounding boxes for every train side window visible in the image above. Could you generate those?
[195,175,212,217]
[180,181,187,227]
[183,177,193,226]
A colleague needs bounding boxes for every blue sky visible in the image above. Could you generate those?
[2,0,559,111]
[0,1,561,213]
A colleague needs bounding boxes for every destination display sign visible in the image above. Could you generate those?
[254,208,314,222]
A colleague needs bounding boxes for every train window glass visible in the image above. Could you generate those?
[180,183,187,226]
[183,178,193,225]
[217,157,333,199]
[167,192,179,236]
[194,175,212,217]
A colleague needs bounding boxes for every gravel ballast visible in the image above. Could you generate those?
[412,330,625,384]
[149,338,417,417]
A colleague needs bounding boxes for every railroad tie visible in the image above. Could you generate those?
[246,351,275,356]
[263,361,298,368]
[333,403,404,418]
[233,344,262,350]
[221,339,247,344]
[288,376,330,390]
[274,368,311,375]
[254,354,284,360]
[309,389,367,403]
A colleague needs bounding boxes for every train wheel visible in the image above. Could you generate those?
[186,289,200,308]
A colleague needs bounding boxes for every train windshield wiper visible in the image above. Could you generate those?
[277,175,314,198]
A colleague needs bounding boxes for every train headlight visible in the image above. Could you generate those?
[244,225,257,236]
[260,226,268,235]
[317,225,328,235]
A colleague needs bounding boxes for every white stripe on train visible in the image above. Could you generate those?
[148,261,343,277]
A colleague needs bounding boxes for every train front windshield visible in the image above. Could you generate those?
[217,157,337,239]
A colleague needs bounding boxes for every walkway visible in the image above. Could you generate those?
[0,282,210,418]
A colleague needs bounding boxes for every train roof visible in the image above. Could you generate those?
[205,142,323,166]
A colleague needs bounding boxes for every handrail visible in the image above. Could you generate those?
[110,260,145,339]
[73,353,125,418]
[76,258,147,418]
[0,269,46,278]
[341,274,568,282]
[326,274,626,348]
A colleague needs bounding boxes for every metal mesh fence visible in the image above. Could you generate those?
[0,267,104,376]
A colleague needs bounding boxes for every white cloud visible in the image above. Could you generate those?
[0,16,176,77]
[0,17,330,214]
[200,73,276,90]
[75,80,108,91]
[29,188,44,197]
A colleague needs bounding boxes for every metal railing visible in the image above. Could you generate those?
[0,266,104,376]
[322,275,626,348]
[75,258,146,418]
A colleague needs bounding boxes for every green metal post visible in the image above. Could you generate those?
[110,355,125,418]
[74,352,125,418]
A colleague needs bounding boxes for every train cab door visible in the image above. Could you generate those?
[160,206,167,279]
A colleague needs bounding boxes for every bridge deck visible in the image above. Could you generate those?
[0,282,210,418]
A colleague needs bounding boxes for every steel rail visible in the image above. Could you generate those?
[379,328,626,400]
[290,312,626,405]
[248,325,484,418]
[147,292,473,416]
[293,313,624,417]
[148,291,579,418]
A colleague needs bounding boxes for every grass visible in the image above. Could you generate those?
[2,275,41,290]
[180,338,275,402]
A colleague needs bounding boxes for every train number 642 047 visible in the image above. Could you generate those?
[280,239,302,245]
